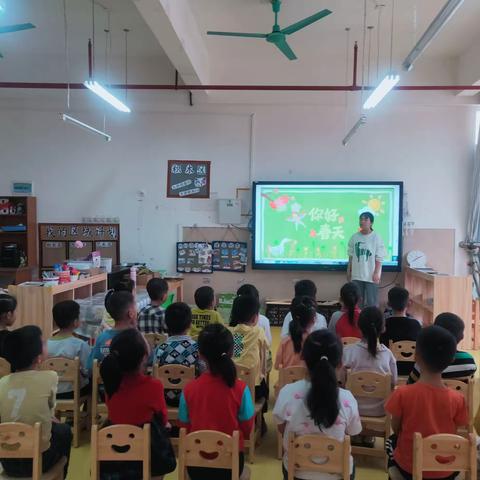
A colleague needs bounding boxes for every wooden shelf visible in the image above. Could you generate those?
[0,197,37,283]
[404,267,472,349]
[8,273,108,337]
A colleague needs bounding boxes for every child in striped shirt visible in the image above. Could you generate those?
[408,312,476,383]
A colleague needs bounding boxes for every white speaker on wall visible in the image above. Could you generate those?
[218,199,242,225]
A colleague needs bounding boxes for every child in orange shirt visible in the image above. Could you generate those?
[385,325,468,480]
[275,296,316,370]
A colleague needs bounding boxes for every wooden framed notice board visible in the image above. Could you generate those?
[39,223,120,271]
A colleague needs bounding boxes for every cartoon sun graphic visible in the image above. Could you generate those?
[362,195,385,215]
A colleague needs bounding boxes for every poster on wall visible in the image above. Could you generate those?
[176,242,213,274]
[167,160,211,199]
[212,241,248,272]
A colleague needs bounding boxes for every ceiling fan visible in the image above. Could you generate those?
[207,0,332,61]
[0,22,36,58]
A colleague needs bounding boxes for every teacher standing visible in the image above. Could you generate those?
[347,212,385,307]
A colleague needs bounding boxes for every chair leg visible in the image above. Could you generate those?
[73,407,79,448]
[277,429,283,460]
[249,428,255,464]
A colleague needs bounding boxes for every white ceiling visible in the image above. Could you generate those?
[1,0,480,91]
[191,0,480,61]
[0,0,165,60]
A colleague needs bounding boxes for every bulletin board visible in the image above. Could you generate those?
[176,242,213,274]
[212,241,248,272]
[167,160,211,199]
[39,223,120,271]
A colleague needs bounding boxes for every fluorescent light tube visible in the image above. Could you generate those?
[342,115,367,146]
[61,114,112,142]
[363,74,400,110]
[83,80,131,113]
[402,0,464,71]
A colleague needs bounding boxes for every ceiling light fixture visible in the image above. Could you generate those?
[61,114,111,142]
[363,73,400,109]
[342,115,367,146]
[83,0,130,113]
[402,0,464,71]
[363,0,399,110]
[83,80,130,112]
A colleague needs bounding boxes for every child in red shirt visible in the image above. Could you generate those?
[100,328,175,478]
[335,282,362,338]
[385,325,468,480]
[179,323,255,480]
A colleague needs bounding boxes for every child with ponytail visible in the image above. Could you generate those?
[274,330,362,480]
[343,307,397,445]
[179,324,255,480]
[100,328,175,479]
[334,282,362,338]
[275,296,316,370]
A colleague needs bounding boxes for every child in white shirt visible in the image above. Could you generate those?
[342,306,397,446]
[281,280,326,338]
[274,329,362,480]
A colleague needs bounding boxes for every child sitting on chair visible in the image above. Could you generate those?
[179,324,254,480]
[0,326,72,479]
[275,296,316,370]
[138,278,169,334]
[386,325,468,480]
[154,302,203,406]
[190,286,223,337]
[281,280,326,338]
[87,291,137,372]
[101,328,175,479]
[48,300,91,398]
[274,329,362,480]
[408,312,476,383]
[229,295,270,405]
[333,282,362,339]
[342,306,397,447]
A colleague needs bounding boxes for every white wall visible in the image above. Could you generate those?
[0,88,477,302]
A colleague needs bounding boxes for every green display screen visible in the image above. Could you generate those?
[253,182,402,271]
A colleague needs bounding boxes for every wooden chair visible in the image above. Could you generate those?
[341,337,360,347]
[152,364,195,421]
[412,432,477,480]
[389,340,416,385]
[287,432,351,480]
[91,424,150,480]
[443,378,475,434]
[0,422,66,480]
[275,366,308,459]
[39,357,89,448]
[346,371,392,465]
[235,364,265,464]
[178,428,250,480]
[144,333,168,351]
[0,357,11,378]
[91,360,108,426]
[152,364,195,449]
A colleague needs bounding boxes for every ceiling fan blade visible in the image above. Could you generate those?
[207,31,267,38]
[281,9,332,35]
[0,23,36,34]
[273,37,297,60]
